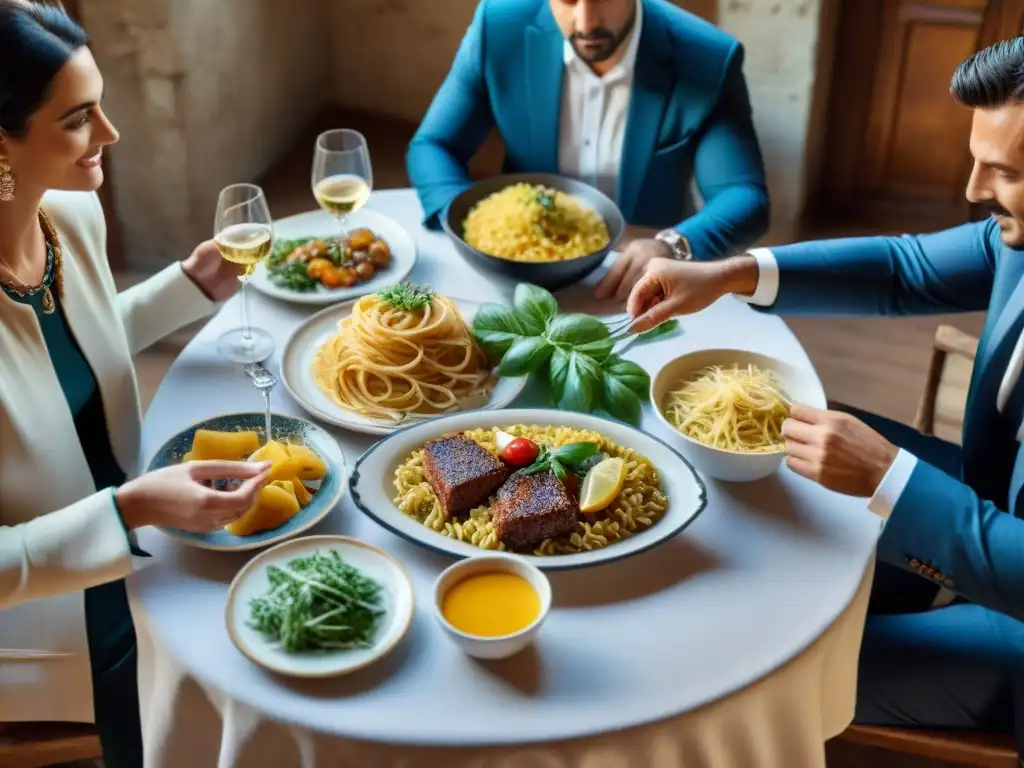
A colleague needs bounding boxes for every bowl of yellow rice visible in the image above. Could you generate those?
[441,173,624,290]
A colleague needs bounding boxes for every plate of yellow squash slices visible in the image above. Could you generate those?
[146,412,347,551]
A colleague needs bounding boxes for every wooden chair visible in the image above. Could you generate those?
[0,722,101,767]
[836,324,1019,766]
[912,324,981,442]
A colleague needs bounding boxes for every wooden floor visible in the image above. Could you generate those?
[119,107,997,768]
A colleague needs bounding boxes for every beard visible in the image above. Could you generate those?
[985,201,1024,249]
[569,5,637,63]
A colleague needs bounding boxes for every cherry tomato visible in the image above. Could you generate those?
[501,437,539,466]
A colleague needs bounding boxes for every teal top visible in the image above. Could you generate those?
[2,249,138,681]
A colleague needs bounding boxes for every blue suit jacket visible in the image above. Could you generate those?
[407,0,769,260]
[765,220,1024,623]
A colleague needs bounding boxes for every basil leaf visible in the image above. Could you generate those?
[601,375,643,424]
[513,283,559,335]
[496,336,553,377]
[546,313,610,346]
[548,347,571,405]
[637,319,681,342]
[555,441,599,465]
[550,459,568,482]
[560,351,602,412]
[603,355,650,397]
[472,303,530,357]
[575,336,615,362]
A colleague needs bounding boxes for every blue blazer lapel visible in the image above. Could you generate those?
[617,6,673,220]
[965,256,1024,422]
[525,9,564,174]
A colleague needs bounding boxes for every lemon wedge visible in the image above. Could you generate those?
[579,457,626,514]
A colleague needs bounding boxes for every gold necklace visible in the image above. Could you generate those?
[0,210,63,314]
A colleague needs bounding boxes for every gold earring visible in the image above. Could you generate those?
[0,162,14,202]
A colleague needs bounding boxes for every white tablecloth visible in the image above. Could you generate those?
[130,190,880,768]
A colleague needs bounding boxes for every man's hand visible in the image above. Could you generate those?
[625,255,759,334]
[595,237,673,303]
[782,404,899,497]
[181,240,246,302]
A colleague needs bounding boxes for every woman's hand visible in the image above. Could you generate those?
[181,240,246,302]
[115,460,271,532]
[626,255,760,334]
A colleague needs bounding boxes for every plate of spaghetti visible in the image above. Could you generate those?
[348,408,707,571]
[651,349,827,482]
[280,284,529,435]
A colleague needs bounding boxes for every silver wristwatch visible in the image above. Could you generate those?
[654,229,693,260]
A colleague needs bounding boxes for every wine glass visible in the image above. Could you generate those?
[311,129,373,237]
[213,183,276,364]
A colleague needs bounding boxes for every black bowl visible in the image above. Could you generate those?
[441,172,625,291]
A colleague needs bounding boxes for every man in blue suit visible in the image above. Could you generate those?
[407,0,770,302]
[627,38,1024,755]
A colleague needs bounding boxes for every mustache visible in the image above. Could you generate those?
[571,28,614,42]
[985,201,1013,217]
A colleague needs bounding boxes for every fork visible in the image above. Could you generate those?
[244,362,278,441]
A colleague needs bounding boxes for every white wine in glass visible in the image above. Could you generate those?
[311,129,373,234]
[213,183,276,364]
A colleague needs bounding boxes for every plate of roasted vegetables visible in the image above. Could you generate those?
[146,413,347,551]
[248,208,417,305]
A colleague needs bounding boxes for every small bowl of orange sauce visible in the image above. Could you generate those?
[433,554,552,660]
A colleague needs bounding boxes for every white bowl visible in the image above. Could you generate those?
[433,555,552,660]
[650,349,827,483]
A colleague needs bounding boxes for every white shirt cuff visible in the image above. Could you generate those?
[735,248,779,306]
[867,448,918,521]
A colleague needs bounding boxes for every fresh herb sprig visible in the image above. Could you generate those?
[522,441,600,482]
[247,550,386,653]
[376,283,434,312]
[471,283,681,424]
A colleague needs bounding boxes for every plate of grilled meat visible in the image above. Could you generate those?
[349,408,707,570]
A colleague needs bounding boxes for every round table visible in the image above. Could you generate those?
[130,189,880,768]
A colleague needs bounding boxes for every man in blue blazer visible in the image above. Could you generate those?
[627,38,1024,754]
[407,0,770,302]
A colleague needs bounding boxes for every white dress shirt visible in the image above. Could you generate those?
[557,0,642,203]
[739,247,1024,609]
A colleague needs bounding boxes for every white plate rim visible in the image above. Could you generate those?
[248,209,417,305]
[279,297,529,436]
[349,407,709,571]
[224,534,415,678]
[151,412,348,552]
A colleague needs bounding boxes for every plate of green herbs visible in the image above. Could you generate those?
[248,208,417,305]
[280,285,530,435]
[225,535,414,677]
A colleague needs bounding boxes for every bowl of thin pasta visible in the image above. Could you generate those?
[650,349,828,482]
[441,173,624,291]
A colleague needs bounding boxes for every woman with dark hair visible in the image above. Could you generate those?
[0,2,272,765]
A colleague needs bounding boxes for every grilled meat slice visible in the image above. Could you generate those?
[492,469,578,550]
[423,435,508,518]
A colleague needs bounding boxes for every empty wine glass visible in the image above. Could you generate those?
[213,183,276,364]
[311,129,373,237]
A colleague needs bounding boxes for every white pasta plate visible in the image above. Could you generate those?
[279,297,529,436]
[349,408,708,571]
[248,208,417,306]
[225,535,414,678]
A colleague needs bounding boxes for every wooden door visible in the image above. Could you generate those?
[62,0,125,270]
[812,0,1024,233]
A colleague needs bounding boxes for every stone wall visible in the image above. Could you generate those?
[81,0,835,268]
[81,0,329,270]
